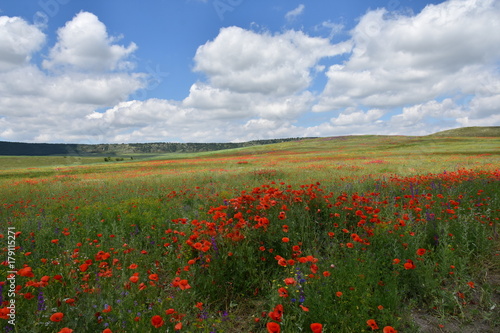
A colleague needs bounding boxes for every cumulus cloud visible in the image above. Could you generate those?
[43,11,137,72]
[314,0,500,114]
[1,0,500,144]
[193,26,351,96]
[0,16,45,71]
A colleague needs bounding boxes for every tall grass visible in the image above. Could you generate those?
[1,136,499,332]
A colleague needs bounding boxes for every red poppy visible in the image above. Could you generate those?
[50,312,64,322]
[174,322,183,330]
[367,319,379,330]
[151,315,164,328]
[266,322,281,333]
[383,326,398,333]
[416,248,426,256]
[284,277,296,285]
[404,259,416,270]
[310,323,323,333]
[103,329,112,333]
[278,287,288,297]
[58,328,73,333]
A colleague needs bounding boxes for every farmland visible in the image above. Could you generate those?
[1,134,499,332]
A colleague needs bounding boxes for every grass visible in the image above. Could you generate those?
[0,135,499,333]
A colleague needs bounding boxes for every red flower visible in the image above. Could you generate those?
[367,319,379,330]
[404,259,416,270]
[151,315,164,328]
[278,287,288,297]
[266,322,281,333]
[50,312,64,322]
[310,323,323,332]
[416,248,426,256]
[383,326,398,333]
[58,328,73,333]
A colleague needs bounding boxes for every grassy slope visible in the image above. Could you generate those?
[429,126,500,137]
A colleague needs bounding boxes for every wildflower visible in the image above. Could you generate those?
[336,291,343,297]
[310,323,323,333]
[129,275,139,283]
[383,326,398,333]
[278,287,288,297]
[416,248,426,256]
[149,274,159,281]
[103,329,113,333]
[300,305,309,311]
[174,322,183,330]
[467,281,475,288]
[18,266,34,277]
[58,328,73,333]
[284,278,296,285]
[322,271,331,277]
[128,264,138,269]
[404,259,416,270]
[266,322,281,333]
[282,237,289,243]
[392,258,400,264]
[151,315,164,328]
[367,319,379,330]
[50,312,64,322]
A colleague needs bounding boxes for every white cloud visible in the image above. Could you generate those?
[193,26,351,96]
[43,11,137,72]
[0,16,45,71]
[285,4,305,21]
[314,0,500,114]
[331,108,385,126]
[1,0,500,144]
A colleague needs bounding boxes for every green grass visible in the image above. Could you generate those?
[0,135,499,333]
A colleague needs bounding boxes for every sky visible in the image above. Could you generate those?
[0,0,499,144]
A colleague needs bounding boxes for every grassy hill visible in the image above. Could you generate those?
[429,126,500,137]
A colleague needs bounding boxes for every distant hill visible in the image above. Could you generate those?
[429,126,500,137]
[0,138,311,156]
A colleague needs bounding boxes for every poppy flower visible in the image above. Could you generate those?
[284,277,296,285]
[266,322,281,333]
[129,275,139,283]
[367,319,379,330]
[278,287,288,297]
[336,291,343,297]
[416,248,426,256]
[151,315,164,328]
[383,326,398,333]
[404,260,416,270]
[50,312,64,322]
[310,323,323,333]
[103,329,112,333]
[58,328,73,333]
[174,322,183,330]
[300,305,309,312]
[467,281,475,288]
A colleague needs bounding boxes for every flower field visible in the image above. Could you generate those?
[1,135,499,332]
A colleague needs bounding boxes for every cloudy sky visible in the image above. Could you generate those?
[1,0,499,143]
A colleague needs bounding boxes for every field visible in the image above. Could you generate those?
[1,135,499,332]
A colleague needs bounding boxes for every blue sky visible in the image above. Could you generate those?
[0,0,499,143]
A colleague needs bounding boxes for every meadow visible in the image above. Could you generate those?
[1,135,499,332]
